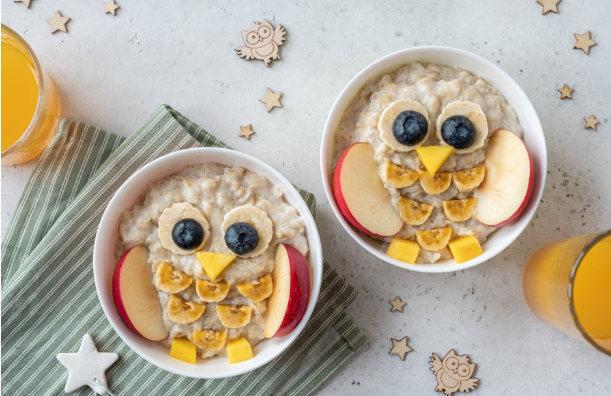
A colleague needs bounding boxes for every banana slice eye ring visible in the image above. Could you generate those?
[378,100,431,152]
[221,205,273,258]
[436,101,488,154]
[158,203,211,256]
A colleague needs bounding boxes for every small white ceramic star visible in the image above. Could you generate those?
[389,296,407,313]
[259,88,283,112]
[584,115,599,130]
[574,31,597,55]
[14,0,32,8]
[104,0,120,15]
[558,84,573,99]
[389,336,413,361]
[46,11,70,34]
[239,125,255,140]
[57,334,119,395]
[537,0,560,15]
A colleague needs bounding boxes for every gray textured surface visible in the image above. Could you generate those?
[2,0,611,394]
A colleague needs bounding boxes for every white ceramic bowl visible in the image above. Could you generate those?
[320,46,547,273]
[94,148,323,378]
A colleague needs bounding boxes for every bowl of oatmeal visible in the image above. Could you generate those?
[94,148,322,378]
[321,47,546,272]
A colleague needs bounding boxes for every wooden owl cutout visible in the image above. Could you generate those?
[429,349,479,395]
[235,20,286,66]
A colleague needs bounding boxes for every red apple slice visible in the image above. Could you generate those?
[333,143,403,237]
[475,129,534,227]
[264,243,310,338]
[112,245,169,341]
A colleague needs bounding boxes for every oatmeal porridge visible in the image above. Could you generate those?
[116,162,309,360]
[333,62,528,264]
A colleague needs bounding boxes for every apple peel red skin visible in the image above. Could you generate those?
[112,247,147,339]
[271,244,311,338]
[332,144,389,238]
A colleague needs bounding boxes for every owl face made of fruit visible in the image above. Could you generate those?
[241,20,276,50]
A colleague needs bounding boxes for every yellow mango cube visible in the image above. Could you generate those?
[170,337,197,364]
[415,146,455,176]
[226,336,254,364]
[387,238,420,264]
[196,251,236,281]
[448,236,484,264]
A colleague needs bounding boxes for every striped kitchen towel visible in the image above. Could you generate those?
[1,105,367,396]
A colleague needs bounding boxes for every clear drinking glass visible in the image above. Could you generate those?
[1,24,61,166]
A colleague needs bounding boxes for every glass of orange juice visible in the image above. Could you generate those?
[2,24,61,166]
[523,230,611,356]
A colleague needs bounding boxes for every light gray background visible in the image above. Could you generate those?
[3,0,611,394]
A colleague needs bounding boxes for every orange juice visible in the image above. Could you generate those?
[2,37,40,151]
[523,230,611,356]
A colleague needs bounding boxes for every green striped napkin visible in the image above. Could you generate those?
[1,105,366,396]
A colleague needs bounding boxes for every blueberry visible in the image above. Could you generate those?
[392,110,429,146]
[441,115,476,149]
[172,219,204,250]
[224,223,259,255]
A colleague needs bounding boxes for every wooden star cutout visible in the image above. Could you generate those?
[558,84,573,99]
[14,0,32,8]
[389,336,413,361]
[574,31,597,55]
[259,88,282,112]
[389,296,407,312]
[239,125,255,140]
[584,115,599,130]
[537,0,560,14]
[104,0,119,15]
[46,11,70,34]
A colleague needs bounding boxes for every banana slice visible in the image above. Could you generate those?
[216,305,253,329]
[416,227,453,251]
[436,101,488,154]
[221,205,273,258]
[155,262,193,293]
[453,166,485,192]
[397,197,434,226]
[381,162,420,189]
[158,202,210,255]
[419,170,452,195]
[193,329,228,351]
[236,274,273,303]
[168,294,205,324]
[196,280,230,302]
[443,198,477,222]
[378,100,431,152]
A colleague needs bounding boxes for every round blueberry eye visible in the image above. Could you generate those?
[441,115,476,149]
[392,110,429,146]
[224,222,259,255]
[172,219,204,250]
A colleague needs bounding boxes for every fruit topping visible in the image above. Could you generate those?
[442,198,477,222]
[475,129,534,227]
[167,294,206,324]
[193,329,228,351]
[224,222,259,256]
[216,304,253,329]
[333,143,403,237]
[378,100,431,151]
[196,251,236,281]
[155,262,193,294]
[172,219,205,250]
[237,274,273,303]
[419,170,452,195]
[448,236,484,264]
[170,337,197,364]
[397,197,434,226]
[158,203,210,255]
[416,227,453,251]
[415,146,454,177]
[453,166,485,192]
[221,206,273,258]
[226,336,254,364]
[196,279,230,302]
[436,101,487,154]
[387,238,420,264]
[112,246,169,341]
[381,162,420,189]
